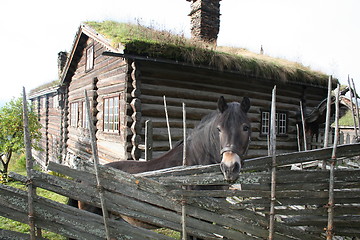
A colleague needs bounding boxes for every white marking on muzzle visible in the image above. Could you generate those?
[220,151,242,181]
[221,152,241,168]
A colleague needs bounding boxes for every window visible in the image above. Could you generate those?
[86,45,94,71]
[53,95,59,108]
[82,101,91,129]
[261,111,287,135]
[104,96,120,133]
[278,113,287,135]
[261,112,270,135]
[70,102,79,127]
[42,97,46,109]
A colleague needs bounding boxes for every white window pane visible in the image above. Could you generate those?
[104,98,109,131]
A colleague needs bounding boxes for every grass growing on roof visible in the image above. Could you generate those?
[338,109,357,126]
[85,20,329,86]
[29,80,60,96]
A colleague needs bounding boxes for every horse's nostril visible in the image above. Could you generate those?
[233,161,240,173]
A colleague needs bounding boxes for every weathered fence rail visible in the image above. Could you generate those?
[1,143,360,239]
[310,131,358,149]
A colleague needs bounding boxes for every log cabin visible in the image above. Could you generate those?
[29,1,337,168]
[29,80,62,167]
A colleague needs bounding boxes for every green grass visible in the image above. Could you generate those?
[156,228,180,239]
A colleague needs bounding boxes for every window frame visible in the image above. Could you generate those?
[260,110,288,136]
[85,45,94,72]
[103,95,120,134]
[82,101,92,130]
[70,102,79,128]
[53,95,59,109]
[278,112,287,135]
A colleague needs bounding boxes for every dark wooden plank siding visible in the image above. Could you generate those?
[47,94,62,163]
[66,37,128,164]
[31,92,62,167]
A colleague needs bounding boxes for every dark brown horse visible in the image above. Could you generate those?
[68,96,251,237]
[106,96,251,180]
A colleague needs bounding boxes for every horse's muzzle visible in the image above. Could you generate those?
[220,151,241,182]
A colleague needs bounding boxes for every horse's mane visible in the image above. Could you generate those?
[186,111,220,165]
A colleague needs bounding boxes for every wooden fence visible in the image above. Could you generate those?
[1,142,360,239]
[310,131,358,150]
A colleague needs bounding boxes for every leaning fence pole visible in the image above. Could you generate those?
[351,78,360,141]
[22,87,36,240]
[348,75,358,138]
[144,120,153,160]
[181,102,187,240]
[300,101,307,151]
[164,95,173,149]
[323,76,333,169]
[326,84,340,240]
[296,124,301,152]
[84,90,111,240]
[268,86,277,240]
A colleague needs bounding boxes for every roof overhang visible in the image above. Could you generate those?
[29,85,59,99]
[60,23,122,85]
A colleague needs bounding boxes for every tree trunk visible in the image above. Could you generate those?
[0,150,12,180]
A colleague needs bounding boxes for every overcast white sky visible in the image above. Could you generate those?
[0,0,359,107]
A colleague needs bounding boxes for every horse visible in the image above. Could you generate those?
[107,96,251,179]
[68,96,251,238]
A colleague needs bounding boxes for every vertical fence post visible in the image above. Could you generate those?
[268,86,277,240]
[181,102,187,240]
[323,76,333,169]
[296,124,301,152]
[164,95,173,149]
[326,84,340,240]
[22,87,36,240]
[84,90,111,240]
[351,78,360,141]
[348,75,358,139]
[300,101,307,151]
[144,120,153,161]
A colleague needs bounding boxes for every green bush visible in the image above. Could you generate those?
[12,154,26,171]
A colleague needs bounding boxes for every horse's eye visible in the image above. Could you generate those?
[217,127,221,132]
[243,125,249,131]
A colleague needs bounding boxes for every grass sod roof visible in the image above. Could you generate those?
[337,109,359,127]
[85,20,331,86]
[29,80,60,97]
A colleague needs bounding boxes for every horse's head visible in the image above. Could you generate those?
[216,96,251,182]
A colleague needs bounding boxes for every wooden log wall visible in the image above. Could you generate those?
[47,93,62,164]
[59,87,68,163]
[31,92,63,168]
[135,60,328,159]
[39,96,48,166]
[129,61,142,160]
[66,36,128,165]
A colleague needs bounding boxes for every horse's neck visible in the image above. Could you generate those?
[145,113,220,169]
[145,143,184,171]
[186,116,220,165]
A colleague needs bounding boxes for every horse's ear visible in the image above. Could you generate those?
[217,96,228,113]
[241,97,250,113]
